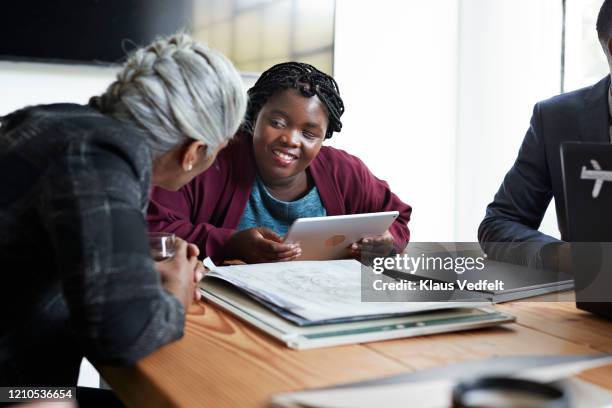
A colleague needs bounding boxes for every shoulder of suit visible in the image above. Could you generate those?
[538,76,609,111]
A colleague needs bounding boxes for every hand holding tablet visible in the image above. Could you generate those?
[226,227,302,263]
[284,211,399,261]
[348,230,396,260]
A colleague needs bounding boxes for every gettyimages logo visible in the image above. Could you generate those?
[580,159,612,198]
[362,245,505,302]
[371,253,486,275]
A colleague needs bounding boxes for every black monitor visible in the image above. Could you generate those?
[0,0,193,64]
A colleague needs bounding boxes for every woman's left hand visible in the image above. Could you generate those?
[348,230,395,260]
[188,243,206,302]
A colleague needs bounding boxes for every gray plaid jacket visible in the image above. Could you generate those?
[0,104,184,386]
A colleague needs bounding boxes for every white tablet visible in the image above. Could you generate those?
[284,211,399,261]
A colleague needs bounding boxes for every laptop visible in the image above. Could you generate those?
[383,257,574,303]
[561,142,612,319]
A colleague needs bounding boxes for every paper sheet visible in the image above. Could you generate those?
[271,355,612,408]
[203,258,486,322]
[272,378,612,408]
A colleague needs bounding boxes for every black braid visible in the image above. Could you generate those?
[243,62,344,139]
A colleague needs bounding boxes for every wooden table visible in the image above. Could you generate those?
[102,294,612,407]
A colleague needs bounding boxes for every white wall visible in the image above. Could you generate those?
[334,0,565,242]
[0,61,258,116]
[333,0,459,241]
[564,0,609,92]
[0,61,119,115]
[454,0,563,240]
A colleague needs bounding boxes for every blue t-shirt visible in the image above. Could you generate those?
[237,177,327,236]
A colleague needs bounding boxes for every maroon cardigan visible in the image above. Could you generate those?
[147,133,412,263]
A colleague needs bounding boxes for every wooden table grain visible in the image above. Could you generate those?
[102,295,612,407]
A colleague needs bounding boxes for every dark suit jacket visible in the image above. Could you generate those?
[478,76,611,268]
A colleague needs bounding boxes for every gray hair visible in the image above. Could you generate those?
[90,34,247,157]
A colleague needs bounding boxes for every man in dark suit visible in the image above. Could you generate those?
[478,0,612,272]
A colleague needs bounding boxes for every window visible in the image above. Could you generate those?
[564,0,609,91]
[192,0,335,74]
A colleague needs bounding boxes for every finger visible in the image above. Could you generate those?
[365,234,394,244]
[348,242,361,254]
[260,239,297,254]
[361,242,390,252]
[361,235,391,244]
[361,237,376,246]
[348,248,360,257]
[194,263,205,282]
[258,243,300,261]
[259,250,298,263]
[278,253,301,262]
[361,236,392,250]
[258,227,283,243]
[194,288,201,302]
[371,236,393,246]
[174,237,188,258]
[273,247,302,260]
[361,246,391,259]
[187,243,200,258]
[187,255,199,270]
[361,240,384,251]
[371,239,394,252]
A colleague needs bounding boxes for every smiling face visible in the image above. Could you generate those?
[252,88,329,191]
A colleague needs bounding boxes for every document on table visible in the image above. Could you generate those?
[272,378,612,408]
[202,258,487,323]
[271,354,612,408]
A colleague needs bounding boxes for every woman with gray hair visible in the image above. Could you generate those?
[0,33,246,395]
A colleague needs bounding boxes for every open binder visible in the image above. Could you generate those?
[199,259,514,349]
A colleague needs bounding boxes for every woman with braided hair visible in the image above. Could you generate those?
[149,62,411,264]
[0,34,246,393]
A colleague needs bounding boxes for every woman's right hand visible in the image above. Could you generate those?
[155,237,202,310]
[225,227,301,263]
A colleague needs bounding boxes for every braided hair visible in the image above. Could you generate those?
[89,34,246,156]
[243,62,344,139]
